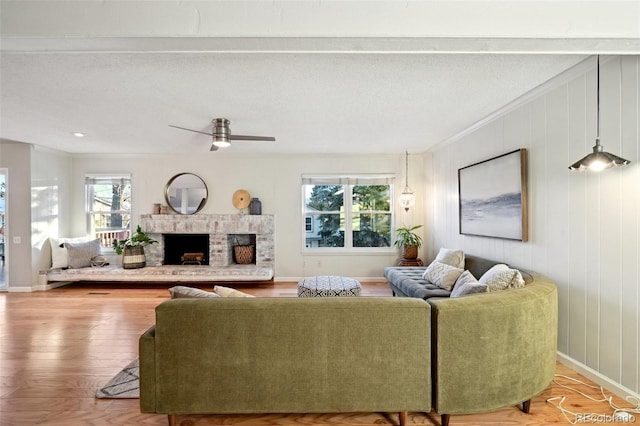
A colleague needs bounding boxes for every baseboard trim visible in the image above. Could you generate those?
[7,286,34,293]
[557,352,640,402]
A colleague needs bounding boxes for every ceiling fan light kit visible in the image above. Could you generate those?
[169,117,275,152]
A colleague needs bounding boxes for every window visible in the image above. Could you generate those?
[85,174,131,250]
[303,175,394,250]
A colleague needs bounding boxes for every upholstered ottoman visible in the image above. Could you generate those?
[297,276,362,297]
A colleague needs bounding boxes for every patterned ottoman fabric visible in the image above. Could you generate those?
[297,275,362,297]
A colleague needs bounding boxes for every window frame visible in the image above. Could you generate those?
[301,174,396,254]
[85,173,132,252]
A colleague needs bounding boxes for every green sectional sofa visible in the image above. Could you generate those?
[139,297,432,426]
[139,255,557,426]
[385,255,558,426]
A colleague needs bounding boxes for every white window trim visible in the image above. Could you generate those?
[85,173,131,253]
[301,174,396,254]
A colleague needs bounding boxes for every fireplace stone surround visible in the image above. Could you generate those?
[140,214,275,269]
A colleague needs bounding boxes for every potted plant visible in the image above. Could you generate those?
[113,225,158,269]
[394,224,423,260]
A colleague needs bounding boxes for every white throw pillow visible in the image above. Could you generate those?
[479,264,518,292]
[450,270,488,297]
[49,235,95,269]
[213,285,255,298]
[423,261,464,291]
[434,248,465,269]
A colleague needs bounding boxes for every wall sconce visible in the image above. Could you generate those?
[399,151,416,212]
[569,56,630,171]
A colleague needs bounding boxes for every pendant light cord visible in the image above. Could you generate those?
[405,151,409,187]
[596,55,600,144]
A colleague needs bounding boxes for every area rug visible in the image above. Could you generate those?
[95,359,140,398]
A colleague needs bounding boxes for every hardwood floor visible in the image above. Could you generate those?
[0,281,634,425]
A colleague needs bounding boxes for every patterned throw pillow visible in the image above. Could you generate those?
[434,248,465,269]
[479,264,520,292]
[423,261,464,291]
[65,239,102,269]
[169,286,220,298]
[450,270,488,297]
[213,285,255,298]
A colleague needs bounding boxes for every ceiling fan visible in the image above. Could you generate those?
[169,118,276,151]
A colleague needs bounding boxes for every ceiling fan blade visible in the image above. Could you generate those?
[210,144,219,152]
[230,134,276,142]
[168,125,214,136]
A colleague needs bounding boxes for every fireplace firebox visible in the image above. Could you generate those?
[163,234,209,265]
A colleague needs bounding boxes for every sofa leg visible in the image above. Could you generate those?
[398,411,407,426]
[440,414,451,426]
[441,413,450,426]
[167,414,176,426]
[522,399,531,413]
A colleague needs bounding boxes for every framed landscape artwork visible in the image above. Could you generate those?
[458,149,528,241]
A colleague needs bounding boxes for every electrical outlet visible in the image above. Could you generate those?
[13,236,21,244]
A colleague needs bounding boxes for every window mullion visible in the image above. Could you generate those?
[344,184,353,249]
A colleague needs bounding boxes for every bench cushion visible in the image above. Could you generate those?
[384,267,451,299]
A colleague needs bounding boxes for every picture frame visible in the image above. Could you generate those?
[458,149,528,241]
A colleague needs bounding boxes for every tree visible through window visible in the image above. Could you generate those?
[85,175,131,249]
[303,175,393,250]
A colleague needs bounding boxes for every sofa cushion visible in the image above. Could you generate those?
[423,261,464,291]
[450,270,488,297]
[169,286,220,299]
[213,285,255,297]
[64,239,102,269]
[434,248,465,269]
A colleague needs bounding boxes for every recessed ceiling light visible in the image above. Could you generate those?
[72,132,85,138]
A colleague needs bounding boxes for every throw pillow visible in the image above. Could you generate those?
[479,264,518,292]
[169,286,220,299]
[213,285,255,298]
[49,235,94,269]
[423,261,464,291]
[65,239,102,269]
[511,270,526,288]
[434,248,465,269]
[450,270,488,297]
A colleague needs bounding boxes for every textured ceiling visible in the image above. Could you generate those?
[1,1,637,155]
[0,52,588,155]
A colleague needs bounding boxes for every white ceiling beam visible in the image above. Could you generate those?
[2,1,639,40]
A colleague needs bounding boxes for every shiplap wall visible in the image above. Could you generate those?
[428,55,639,395]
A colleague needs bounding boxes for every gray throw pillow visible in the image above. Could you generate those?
[450,270,488,297]
[65,239,102,269]
[169,286,220,299]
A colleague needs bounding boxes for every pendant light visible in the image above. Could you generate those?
[399,151,416,212]
[569,56,630,171]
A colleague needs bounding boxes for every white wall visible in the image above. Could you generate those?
[31,147,74,284]
[428,56,639,396]
[65,152,426,281]
[0,140,33,290]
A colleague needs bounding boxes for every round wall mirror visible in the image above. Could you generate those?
[165,173,208,214]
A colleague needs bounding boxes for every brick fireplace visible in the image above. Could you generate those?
[139,214,275,269]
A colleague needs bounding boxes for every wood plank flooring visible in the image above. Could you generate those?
[0,281,635,425]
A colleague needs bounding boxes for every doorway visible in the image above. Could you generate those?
[0,169,6,290]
